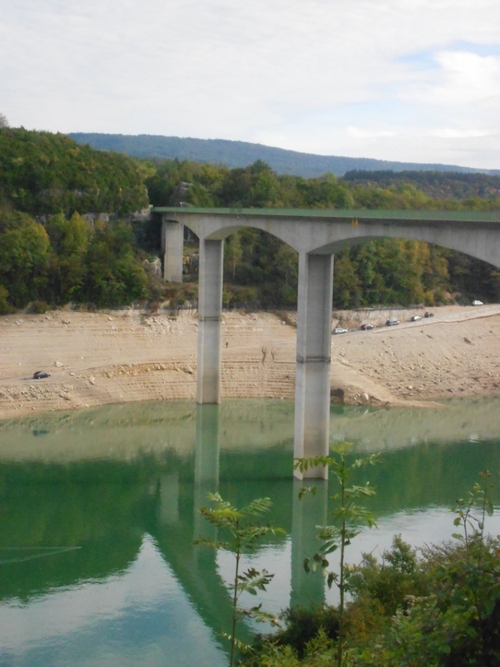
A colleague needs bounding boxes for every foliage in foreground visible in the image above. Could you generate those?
[197,494,285,667]
[295,443,379,667]
[248,472,500,667]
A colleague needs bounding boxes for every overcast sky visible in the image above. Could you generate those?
[2,0,500,168]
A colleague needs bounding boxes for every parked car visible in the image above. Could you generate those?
[360,323,374,330]
[33,370,50,379]
[333,327,348,334]
[424,311,434,318]
[411,315,422,322]
[472,300,483,306]
[386,319,399,326]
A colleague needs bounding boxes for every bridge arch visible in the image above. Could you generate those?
[155,207,500,478]
[309,227,500,268]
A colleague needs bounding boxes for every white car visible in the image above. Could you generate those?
[472,300,483,306]
[386,319,400,326]
[333,327,348,334]
[411,315,422,322]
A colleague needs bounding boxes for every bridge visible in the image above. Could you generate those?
[153,207,500,478]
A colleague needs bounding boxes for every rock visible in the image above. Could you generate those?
[54,361,63,368]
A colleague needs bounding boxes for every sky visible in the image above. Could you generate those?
[2,0,500,169]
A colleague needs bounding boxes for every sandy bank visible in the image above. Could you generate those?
[0,304,499,420]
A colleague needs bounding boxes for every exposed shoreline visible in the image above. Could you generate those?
[0,304,499,421]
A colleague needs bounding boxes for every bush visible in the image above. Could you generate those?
[28,300,49,314]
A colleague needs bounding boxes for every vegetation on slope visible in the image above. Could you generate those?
[0,128,148,216]
[1,127,499,312]
[343,169,500,201]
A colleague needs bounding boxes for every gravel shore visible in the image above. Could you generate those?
[1,304,499,420]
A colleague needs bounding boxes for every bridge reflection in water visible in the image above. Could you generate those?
[0,397,499,664]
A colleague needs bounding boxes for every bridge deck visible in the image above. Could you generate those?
[153,206,500,223]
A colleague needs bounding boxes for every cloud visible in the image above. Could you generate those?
[405,50,500,106]
[347,127,397,139]
[429,128,492,139]
[2,0,500,168]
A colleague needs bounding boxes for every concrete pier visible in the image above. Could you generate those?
[294,253,334,479]
[197,239,224,404]
[161,217,184,282]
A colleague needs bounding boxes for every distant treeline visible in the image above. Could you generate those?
[69,132,500,178]
[343,170,500,202]
[1,128,499,311]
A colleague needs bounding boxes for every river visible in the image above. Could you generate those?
[0,397,499,666]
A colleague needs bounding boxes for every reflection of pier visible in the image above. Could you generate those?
[152,404,326,637]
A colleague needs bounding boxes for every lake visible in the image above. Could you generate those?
[0,397,499,666]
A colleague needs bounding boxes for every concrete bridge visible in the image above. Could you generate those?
[154,206,500,478]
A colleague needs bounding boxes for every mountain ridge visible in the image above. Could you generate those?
[69,133,500,178]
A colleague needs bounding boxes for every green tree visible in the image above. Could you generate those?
[295,443,379,667]
[46,212,93,302]
[197,493,285,667]
[0,208,50,307]
[225,232,243,280]
[80,221,148,307]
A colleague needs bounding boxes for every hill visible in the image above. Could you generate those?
[68,133,500,178]
[0,128,148,216]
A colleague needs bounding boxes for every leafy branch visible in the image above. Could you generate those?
[196,493,285,666]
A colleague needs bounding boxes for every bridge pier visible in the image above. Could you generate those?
[161,217,184,282]
[197,239,224,404]
[294,252,333,479]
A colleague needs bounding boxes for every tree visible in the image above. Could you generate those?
[197,493,285,666]
[0,208,50,307]
[225,232,243,280]
[46,212,92,302]
[295,443,379,667]
[0,112,8,128]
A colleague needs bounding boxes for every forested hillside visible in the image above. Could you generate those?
[0,128,148,216]
[0,129,151,312]
[1,128,499,313]
[69,133,500,178]
[343,170,500,201]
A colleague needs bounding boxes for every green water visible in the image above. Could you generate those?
[0,397,499,666]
